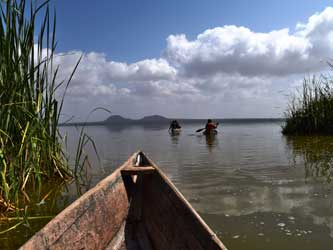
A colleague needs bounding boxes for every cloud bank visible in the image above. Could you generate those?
[56,7,333,119]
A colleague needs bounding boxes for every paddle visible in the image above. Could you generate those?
[195,122,219,133]
[195,128,205,133]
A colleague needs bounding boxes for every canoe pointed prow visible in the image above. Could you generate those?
[20,151,227,250]
[134,151,150,166]
[121,152,156,177]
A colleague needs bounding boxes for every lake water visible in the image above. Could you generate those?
[1,120,333,249]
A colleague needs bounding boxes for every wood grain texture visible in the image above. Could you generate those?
[140,153,227,250]
[19,151,227,250]
[140,172,227,250]
[19,154,137,250]
[121,166,155,175]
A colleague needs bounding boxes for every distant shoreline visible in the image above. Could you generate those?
[60,115,285,127]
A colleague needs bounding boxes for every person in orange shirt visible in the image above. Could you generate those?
[204,119,218,135]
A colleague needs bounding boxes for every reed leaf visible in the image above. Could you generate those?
[283,74,333,135]
[0,0,80,209]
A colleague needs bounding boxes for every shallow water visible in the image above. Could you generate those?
[1,121,333,249]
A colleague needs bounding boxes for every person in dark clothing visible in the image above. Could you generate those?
[169,120,181,131]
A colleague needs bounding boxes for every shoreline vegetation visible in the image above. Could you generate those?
[0,0,80,214]
[282,75,333,135]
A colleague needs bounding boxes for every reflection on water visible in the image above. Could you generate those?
[0,178,91,250]
[205,133,218,148]
[286,136,333,182]
[169,130,180,144]
[1,121,333,250]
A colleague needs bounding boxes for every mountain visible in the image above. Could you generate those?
[138,115,170,123]
[104,115,133,124]
[103,115,170,125]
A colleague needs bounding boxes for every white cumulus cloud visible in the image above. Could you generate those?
[54,7,333,119]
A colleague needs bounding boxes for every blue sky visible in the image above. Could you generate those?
[44,0,333,119]
[54,0,330,62]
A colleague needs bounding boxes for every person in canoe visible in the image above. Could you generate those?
[204,119,218,135]
[169,120,181,133]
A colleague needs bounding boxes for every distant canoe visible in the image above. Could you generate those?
[170,128,181,134]
[20,151,227,250]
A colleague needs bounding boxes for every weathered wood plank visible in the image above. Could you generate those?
[20,153,138,250]
[20,151,227,250]
[141,176,205,250]
[105,222,126,250]
[136,222,154,250]
[121,166,155,175]
[139,163,227,250]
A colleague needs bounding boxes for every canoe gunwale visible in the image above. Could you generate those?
[19,153,137,250]
[142,153,227,250]
[20,151,227,250]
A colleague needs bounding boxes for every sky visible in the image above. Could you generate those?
[44,0,333,120]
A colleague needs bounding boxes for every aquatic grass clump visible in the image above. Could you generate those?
[0,0,79,209]
[282,75,333,135]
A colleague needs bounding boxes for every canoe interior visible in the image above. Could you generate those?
[20,152,227,250]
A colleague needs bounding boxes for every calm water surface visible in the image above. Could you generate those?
[1,121,333,250]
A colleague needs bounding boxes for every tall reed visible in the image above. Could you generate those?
[0,0,79,209]
[282,75,333,135]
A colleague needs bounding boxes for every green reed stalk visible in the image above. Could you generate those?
[282,75,333,135]
[0,0,79,209]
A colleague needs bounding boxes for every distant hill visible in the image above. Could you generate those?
[104,115,133,124]
[103,115,170,125]
[137,115,170,123]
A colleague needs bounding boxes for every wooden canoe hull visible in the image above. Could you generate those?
[20,152,227,250]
